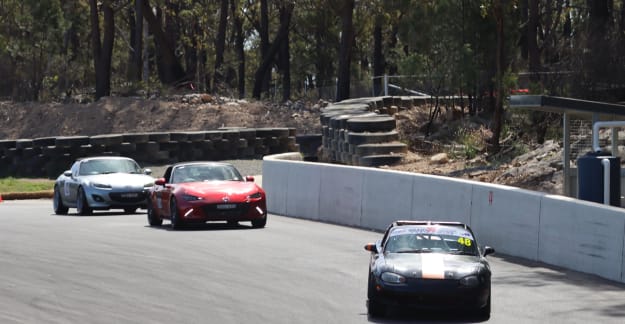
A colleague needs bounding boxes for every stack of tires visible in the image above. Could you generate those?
[319,98,407,167]
[0,127,299,179]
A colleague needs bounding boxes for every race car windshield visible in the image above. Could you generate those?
[384,232,478,256]
[79,159,142,175]
[172,164,243,183]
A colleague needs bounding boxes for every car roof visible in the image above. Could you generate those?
[388,220,471,230]
[382,220,476,243]
[76,156,135,162]
[171,161,235,168]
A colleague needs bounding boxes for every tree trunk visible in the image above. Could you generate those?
[491,0,505,152]
[336,0,355,102]
[528,0,540,83]
[260,0,271,94]
[279,5,291,102]
[213,0,229,90]
[141,0,186,85]
[373,17,384,96]
[89,0,114,100]
[231,0,245,98]
[127,0,143,82]
[586,0,610,97]
[252,3,294,99]
[528,0,547,143]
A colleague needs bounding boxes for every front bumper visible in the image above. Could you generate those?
[176,199,267,222]
[371,276,490,311]
[85,187,149,209]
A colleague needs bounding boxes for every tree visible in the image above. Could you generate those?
[491,0,506,152]
[0,0,66,100]
[141,0,186,85]
[252,2,294,99]
[336,0,355,101]
[213,0,229,90]
[89,0,115,100]
[231,0,246,98]
[127,0,143,82]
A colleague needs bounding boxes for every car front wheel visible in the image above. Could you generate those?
[146,199,162,226]
[170,198,182,230]
[53,187,68,215]
[367,274,386,318]
[367,299,385,318]
[477,294,491,319]
[76,187,93,216]
[251,217,266,228]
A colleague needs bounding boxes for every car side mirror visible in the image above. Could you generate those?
[483,246,495,257]
[364,243,378,253]
[246,175,255,182]
[154,178,166,186]
[63,170,72,177]
[144,168,152,175]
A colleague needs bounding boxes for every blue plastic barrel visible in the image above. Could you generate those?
[577,151,621,206]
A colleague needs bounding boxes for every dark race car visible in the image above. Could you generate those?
[146,161,267,230]
[364,220,495,318]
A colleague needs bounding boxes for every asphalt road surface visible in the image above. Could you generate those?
[2,200,625,324]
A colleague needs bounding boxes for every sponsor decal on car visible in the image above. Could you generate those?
[391,226,473,239]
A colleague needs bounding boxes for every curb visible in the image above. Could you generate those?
[0,190,54,200]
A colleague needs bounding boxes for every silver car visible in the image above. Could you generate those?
[53,156,155,215]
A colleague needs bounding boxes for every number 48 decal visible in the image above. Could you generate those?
[457,237,472,247]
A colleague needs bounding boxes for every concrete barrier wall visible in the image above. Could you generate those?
[263,154,625,283]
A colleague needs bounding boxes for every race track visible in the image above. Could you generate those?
[1,200,625,323]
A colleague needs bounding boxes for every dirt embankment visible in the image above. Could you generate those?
[0,95,563,195]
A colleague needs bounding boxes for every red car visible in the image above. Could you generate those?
[146,162,267,229]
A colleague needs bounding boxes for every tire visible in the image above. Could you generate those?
[55,136,90,148]
[355,143,408,156]
[346,131,399,146]
[124,207,137,214]
[359,154,404,167]
[76,187,93,216]
[170,198,182,230]
[477,294,491,319]
[367,299,385,318]
[367,274,385,318]
[53,187,69,215]
[146,199,163,226]
[251,217,266,228]
[346,116,397,132]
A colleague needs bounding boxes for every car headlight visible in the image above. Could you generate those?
[459,275,479,287]
[381,272,406,284]
[247,192,262,199]
[92,182,112,189]
[182,193,203,201]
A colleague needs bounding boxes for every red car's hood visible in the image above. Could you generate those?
[177,181,262,203]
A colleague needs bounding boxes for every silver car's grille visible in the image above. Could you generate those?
[109,191,147,203]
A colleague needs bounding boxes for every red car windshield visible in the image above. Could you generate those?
[171,164,243,184]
